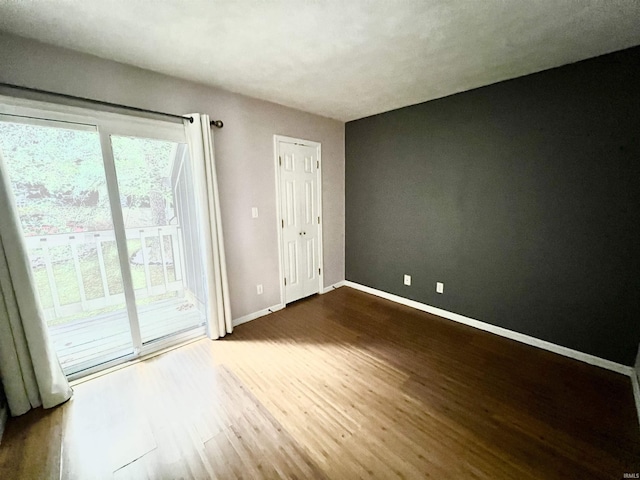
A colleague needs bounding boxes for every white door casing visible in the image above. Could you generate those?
[275,136,323,304]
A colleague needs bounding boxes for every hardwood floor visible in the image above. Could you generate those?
[1,286,638,478]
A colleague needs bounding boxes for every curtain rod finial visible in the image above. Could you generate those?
[211,120,224,128]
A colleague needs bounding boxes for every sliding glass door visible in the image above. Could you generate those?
[0,104,209,377]
[109,135,206,344]
[0,119,136,372]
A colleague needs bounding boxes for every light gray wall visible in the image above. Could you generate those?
[0,32,345,319]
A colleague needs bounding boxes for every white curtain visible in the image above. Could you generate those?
[0,153,73,416]
[184,114,232,339]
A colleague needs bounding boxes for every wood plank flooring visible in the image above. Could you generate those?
[1,286,639,479]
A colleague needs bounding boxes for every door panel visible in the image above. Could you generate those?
[304,181,314,224]
[0,118,134,375]
[305,238,316,278]
[109,135,207,344]
[287,240,299,285]
[279,141,320,303]
[285,180,296,226]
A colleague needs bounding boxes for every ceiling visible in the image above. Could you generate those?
[1,1,639,121]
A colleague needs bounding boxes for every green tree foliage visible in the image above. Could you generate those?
[111,135,174,227]
[0,121,176,235]
[0,122,103,197]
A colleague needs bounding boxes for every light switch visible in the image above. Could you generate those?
[251,207,258,218]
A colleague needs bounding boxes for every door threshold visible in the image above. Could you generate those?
[69,334,206,387]
[285,292,320,306]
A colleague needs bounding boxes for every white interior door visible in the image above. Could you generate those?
[278,140,321,304]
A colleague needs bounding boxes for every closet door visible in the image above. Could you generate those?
[279,141,321,304]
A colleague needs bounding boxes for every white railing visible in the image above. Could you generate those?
[24,225,185,320]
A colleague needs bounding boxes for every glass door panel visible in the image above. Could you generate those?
[110,135,207,344]
[0,119,134,375]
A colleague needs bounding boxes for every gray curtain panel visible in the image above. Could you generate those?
[0,152,72,416]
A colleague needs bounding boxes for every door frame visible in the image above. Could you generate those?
[273,135,324,306]
[0,94,208,379]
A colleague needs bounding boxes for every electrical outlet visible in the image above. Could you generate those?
[404,274,411,286]
[257,284,263,295]
[436,282,444,294]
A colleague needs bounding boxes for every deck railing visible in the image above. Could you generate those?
[24,225,185,320]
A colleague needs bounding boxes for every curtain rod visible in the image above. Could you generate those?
[0,82,224,128]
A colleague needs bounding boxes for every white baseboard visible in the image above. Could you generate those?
[0,403,8,445]
[231,281,345,329]
[344,281,635,377]
[232,303,284,327]
[321,280,346,294]
[231,281,346,330]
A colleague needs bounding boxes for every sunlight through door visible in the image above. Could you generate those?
[0,119,134,374]
[110,135,207,344]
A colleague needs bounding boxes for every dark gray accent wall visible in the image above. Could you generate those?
[346,46,640,366]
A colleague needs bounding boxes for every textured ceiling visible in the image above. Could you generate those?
[0,0,639,121]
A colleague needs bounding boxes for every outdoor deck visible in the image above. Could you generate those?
[49,297,204,375]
